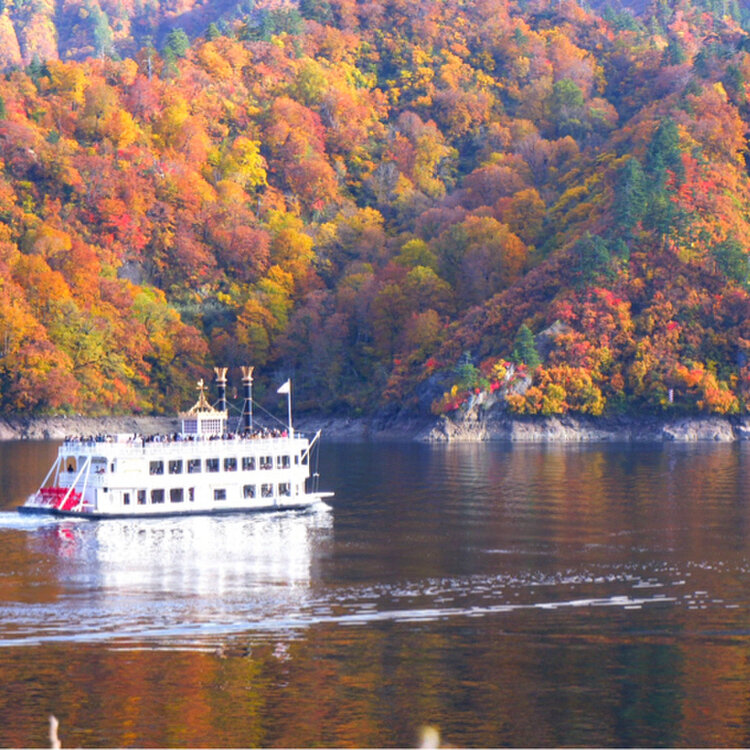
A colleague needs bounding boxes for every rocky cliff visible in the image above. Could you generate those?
[2,409,750,443]
[419,398,750,443]
[0,416,179,441]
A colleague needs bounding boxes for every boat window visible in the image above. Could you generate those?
[169,460,183,474]
[242,456,255,471]
[295,455,299,465]
[151,489,165,504]
[261,483,273,498]
[188,487,195,502]
[149,461,164,475]
[123,492,130,506]
[301,453,309,465]
[137,490,147,505]
[260,456,273,470]
[243,484,256,499]
[170,488,184,503]
[277,455,291,469]
[206,458,220,473]
[201,419,223,435]
[65,458,77,472]
[224,457,237,472]
[278,482,291,497]
[214,488,226,501]
[187,459,201,473]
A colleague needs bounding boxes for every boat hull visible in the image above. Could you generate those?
[18,496,331,520]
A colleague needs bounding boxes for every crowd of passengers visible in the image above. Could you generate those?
[63,427,290,445]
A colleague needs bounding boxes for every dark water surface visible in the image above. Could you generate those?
[1,440,750,747]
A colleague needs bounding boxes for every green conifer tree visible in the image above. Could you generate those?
[665,37,685,65]
[714,237,749,286]
[572,233,613,288]
[646,118,684,186]
[89,5,114,58]
[164,28,190,58]
[512,324,541,368]
[614,156,647,233]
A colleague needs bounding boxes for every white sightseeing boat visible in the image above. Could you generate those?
[18,369,333,519]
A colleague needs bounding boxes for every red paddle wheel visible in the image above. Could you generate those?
[39,487,83,511]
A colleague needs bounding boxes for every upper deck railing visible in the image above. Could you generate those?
[60,431,310,459]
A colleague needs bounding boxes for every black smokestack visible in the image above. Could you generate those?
[240,366,254,431]
[214,367,228,412]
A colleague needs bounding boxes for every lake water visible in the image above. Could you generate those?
[1,439,750,747]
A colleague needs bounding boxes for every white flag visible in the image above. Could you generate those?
[277,379,291,395]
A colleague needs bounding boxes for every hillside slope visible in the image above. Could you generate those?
[1,0,750,420]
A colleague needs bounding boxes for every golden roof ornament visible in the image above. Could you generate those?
[183,378,223,416]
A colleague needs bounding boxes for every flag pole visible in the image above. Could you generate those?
[287,382,293,439]
[278,379,293,438]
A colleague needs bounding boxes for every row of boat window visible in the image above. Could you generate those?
[148,455,293,475]
[122,482,293,505]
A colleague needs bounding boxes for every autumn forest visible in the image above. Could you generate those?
[2,0,750,419]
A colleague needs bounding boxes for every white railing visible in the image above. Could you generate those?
[60,434,309,459]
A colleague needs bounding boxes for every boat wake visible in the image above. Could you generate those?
[0,511,80,530]
[0,507,745,650]
[0,558,733,649]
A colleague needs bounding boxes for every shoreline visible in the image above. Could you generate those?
[2,411,750,442]
[0,415,180,441]
[419,412,750,443]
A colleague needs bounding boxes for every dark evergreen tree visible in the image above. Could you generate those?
[714,237,749,285]
[665,37,686,65]
[89,5,115,57]
[256,7,304,39]
[640,118,687,241]
[724,64,745,105]
[693,47,711,78]
[162,47,178,78]
[571,233,614,288]
[26,56,48,88]
[455,353,481,389]
[512,324,541,368]
[299,0,334,24]
[164,28,190,58]
[646,118,684,186]
[614,156,647,233]
[549,78,589,140]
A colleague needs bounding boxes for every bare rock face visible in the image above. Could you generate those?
[661,418,736,442]
[423,414,628,442]
[505,417,618,442]
[735,418,750,441]
[0,416,178,440]
[422,414,492,442]
[4,411,750,444]
[419,407,750,443]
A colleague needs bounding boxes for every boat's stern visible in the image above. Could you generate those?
[19,487,92,516]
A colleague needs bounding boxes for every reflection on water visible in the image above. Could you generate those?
[0,509,332,647]
[1,441,750,746]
